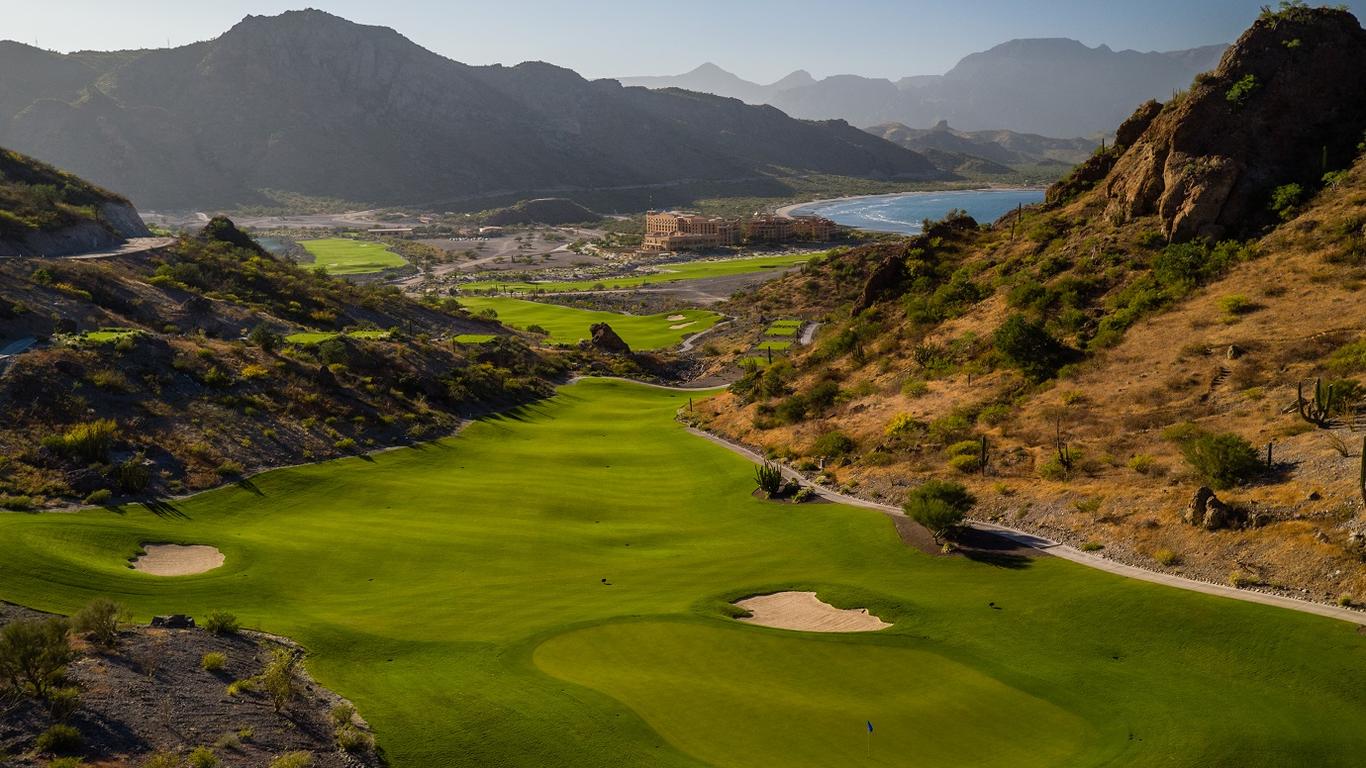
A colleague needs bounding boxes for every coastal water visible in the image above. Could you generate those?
[790,188,1045,235]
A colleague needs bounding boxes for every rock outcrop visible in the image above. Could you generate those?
[1099,7,1366,241]
[587,323,631,354]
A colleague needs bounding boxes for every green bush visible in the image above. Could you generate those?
[71,598,122,647]
[993,314,1069,381]
[0,617,72,697]
[1177,431,1262,489]
[47,757,85,768]
[1080,541,1104,552]
[47,685,80,721]
[141,751,183,768]
[336,725,374,753]
[42,419,118,463]
[36,724,82,754]
[203,611,240,635]
[946,440,984,473]
[0,494,33,511]
[187,746,219,768]
[1225,74,1259,106]
[214,461,244,477]
[1269,183,1305,221]
[903,480,976,542]
[201,652,227,672]
[810,431,855,457]
[1153,549,1182,567]
[83,489,113,506]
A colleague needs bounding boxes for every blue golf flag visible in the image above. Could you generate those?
[867,721,874,733]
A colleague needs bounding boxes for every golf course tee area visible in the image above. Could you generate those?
[0,379,1362,767]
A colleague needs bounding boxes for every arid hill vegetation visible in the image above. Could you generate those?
[695,5,1366,604]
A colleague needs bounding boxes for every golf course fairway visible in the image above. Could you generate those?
[0,379,1362,767]
[299,237,408,275]
[459,296,720,349]
[461,251,819,293]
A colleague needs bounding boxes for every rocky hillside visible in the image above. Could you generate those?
[695,6,1366,606]
[0,11,939,210]
[0,147,149,256]
[0,214,571,509]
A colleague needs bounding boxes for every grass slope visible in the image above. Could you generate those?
[460,297,720,350]
[0,380,1362,768]
[461,252,819,293]
[300,238,407,275]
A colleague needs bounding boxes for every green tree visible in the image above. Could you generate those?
[1180,431,1263,489]
[903,480,977,543]
[993,314,1069,381]
[0,617,72,698]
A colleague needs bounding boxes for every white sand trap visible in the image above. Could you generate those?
[669,322,696,330]
[734,591,890,632]
[132,544,224,576]
[666,314,687,321]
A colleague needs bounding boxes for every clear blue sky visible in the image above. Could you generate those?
[7,1,1365,81]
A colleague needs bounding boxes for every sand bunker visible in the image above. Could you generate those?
[734,591,890,632]
[666,314,687,322]
[669,322,696,330]
[132,544,224,576]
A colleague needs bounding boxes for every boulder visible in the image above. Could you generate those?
[150,614,196,629]
[587,323,630,354]
[1183,486,1246,530]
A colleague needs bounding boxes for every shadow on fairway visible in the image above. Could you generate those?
[140,498,187,519]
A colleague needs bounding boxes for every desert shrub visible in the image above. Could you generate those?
[47,757,84,768]
[330,702,357,727]
[270,752,313,768]
[903,480,976,542]
[928,410,974,444]
[1080,541,1104,552]
[754,461,784,496]
[71,598,122,647]
[0,617,72,697]
[36,724,82,754]
[1178,431,1262,489]
[42,419,117,463]
[525,324,549,335]
[901,378,929,397]
[247,323,282,352]
[261,648,299,714]
[1327,337,1366,374]
[203,611,240,635]
[0,494,32,511]
[89,369,131,391]
[201,652,227,673]
[214,461,244,477]
[47,685,80,721]
[993,314,1069,381]
[1153,549,1182,567]
[810,431,855,457]
[884,413,926,438]
[793,487,816,503]
[116,454,151,493]
[336,725,374,753]
[212,733,241,751]
[83,489,113,506]
[1269,183,1305,220]
[1225,74,1259,106]
[187,746,219,768]
[945,440,983,473]
[1219,294,1257,318]
[1126,455,1157,474]
[334,437,358,452]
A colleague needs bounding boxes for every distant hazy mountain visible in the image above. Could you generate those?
[867,121,1097,167]
[621,39,1228,137]
[0,11,939,210]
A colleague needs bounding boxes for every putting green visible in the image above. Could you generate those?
[461,252,821,293]
[459,296,720,350]
[299,238,407,275]
[0,379,1362,768]
[535,621,1092,768]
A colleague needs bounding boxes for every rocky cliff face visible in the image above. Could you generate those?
[1100,7,1366,241]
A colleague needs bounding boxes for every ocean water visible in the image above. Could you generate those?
[790,188,1046,235]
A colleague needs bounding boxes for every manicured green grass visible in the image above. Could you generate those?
[0,380,1363,768]
[461,252,820,293]
[452,334,497,344]
[299,238,407,275]
[56,327,142,346]
[459,297,720,350]
[756,340,792,351]
[284,330,392,345]
[764,325,799,337]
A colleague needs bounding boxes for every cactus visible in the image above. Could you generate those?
[980,435,989,476]
[1297,378,1340,427]
[754,461,784,497]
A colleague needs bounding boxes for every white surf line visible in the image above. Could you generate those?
[686,425,1366,626]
